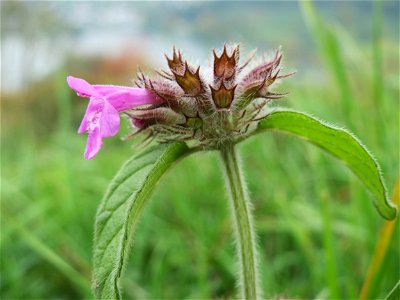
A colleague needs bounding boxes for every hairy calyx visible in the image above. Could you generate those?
[133,44,293,148]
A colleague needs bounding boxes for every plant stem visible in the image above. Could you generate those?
[220,142,260,299]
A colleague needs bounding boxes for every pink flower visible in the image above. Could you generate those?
[67,76,162,160]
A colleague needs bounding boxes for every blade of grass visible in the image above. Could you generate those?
[371,0,389,148]
[0,180,49,245]
[372,0,383,106]
[385,280,400,300]
[2,209,92,297]
[273,190,316,271]
[359,179,400,300]
[320,190,340,299]
[299,0,354,125]
[54,70,76,217]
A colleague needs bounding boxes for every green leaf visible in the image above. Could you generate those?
[92,142,190,299]
[255,109,398,220]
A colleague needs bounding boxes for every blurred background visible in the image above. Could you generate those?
[1,1,399,299]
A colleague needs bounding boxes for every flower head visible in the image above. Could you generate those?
[69,44,293,159]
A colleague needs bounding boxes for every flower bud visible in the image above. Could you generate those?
[128,107,186,126]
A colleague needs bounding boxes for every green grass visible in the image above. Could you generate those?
[1,2,399,299]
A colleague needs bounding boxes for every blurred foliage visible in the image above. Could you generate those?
[1,1,399,299]
[1,1,67,38]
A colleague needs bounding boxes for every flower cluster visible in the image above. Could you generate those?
[68,44,293,159]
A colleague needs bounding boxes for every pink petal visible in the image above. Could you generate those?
[69,77,163,159]
[94,85,163,111]
[77,114,89,134]
[78,98,120,159]
[77,98,103,134]
[67,76,101,98]
[99,99,120,137]
[84,127,103,160]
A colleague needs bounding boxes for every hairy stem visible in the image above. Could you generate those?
[220,142,261,299]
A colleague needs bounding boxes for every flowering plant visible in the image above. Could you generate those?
[68,44,397,299]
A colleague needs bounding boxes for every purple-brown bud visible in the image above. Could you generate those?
[128,107,186,126]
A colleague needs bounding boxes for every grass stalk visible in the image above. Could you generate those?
[359,180,400,300]
[321,192,340,299]
[2,210,91,296]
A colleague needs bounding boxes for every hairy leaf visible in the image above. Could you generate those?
[92,143,190,299]
[255,109,397,220]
